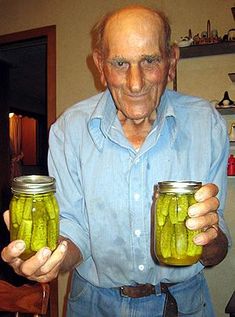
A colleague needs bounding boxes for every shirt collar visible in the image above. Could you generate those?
[88,90,117,151]
[88,88,178,151]
[149,89,177,147]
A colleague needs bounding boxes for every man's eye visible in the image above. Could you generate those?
[112,60,128,69]
[117,61,125,67]
[146,57,155,64]
[143,56,161,66]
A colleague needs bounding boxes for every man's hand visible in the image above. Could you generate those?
[186,183,228,266]
[1,210,68,283]
[1,237,68,283]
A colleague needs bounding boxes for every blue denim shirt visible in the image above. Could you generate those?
[48,89,230,288]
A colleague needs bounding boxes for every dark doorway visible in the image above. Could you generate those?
[0,26,56,181]
[1,37,48,177]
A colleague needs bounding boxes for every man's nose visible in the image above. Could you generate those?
[127,64,144,92]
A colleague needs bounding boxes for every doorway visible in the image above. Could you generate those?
[0,26,56,289]
[0,25,56,182]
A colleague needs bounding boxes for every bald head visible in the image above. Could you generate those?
[91,5,172,57]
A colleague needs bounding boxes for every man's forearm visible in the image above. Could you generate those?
[59,236,83,272]
[200,228,228,266]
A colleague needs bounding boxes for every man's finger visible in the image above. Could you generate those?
[195,183,219,202]
[3,210,10,230]
[1,240,25,263]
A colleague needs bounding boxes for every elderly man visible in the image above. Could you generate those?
[2,5,230,317]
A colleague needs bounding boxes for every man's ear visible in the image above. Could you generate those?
[93,49,107,87]
[167,44,180,83]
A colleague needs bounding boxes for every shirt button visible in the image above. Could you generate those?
[134,229,141,237]
[138,265,144,271]
[134,193,140,201]
[135,158,140,164]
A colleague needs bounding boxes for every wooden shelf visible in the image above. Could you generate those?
[228,73,235,83]
[179,41,235,59]
[216,107,235,115]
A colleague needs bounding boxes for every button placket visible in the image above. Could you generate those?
[129,155,148,273]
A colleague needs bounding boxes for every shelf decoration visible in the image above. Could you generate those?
[227,154,235,176]
[176,14,235,59]
[215,91,235,111]
[229,123,235,142]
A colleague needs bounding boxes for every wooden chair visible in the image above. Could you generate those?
[0,280,52,316]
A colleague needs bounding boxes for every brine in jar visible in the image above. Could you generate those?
[10,175,59,260]
[154,181,202,266]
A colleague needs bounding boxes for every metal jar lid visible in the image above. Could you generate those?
[11,175,56,194]
[157,181,202,194]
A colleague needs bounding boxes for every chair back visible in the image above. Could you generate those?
[0,280,50,315]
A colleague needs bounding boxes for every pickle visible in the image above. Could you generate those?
[31,218,47,251]
[175,223,187,256]
[9,197,18,227]
[17,219,33,250]
[169,196,178,224]
[187,228,203,256]
[177,194,188,222]
[160,218,173,258]
[171,231,178,259]
[33,200,47,220]
[23,197,33,220]
[156,194,166,226]
[10,196,24,241]
[51,195,59,216]
[44,195,56,219]
[161,194,172,216]
[187,194,202,256]
[15,196,25,225]
[47,219,58,250]
[155,220,162,256]
[10,224,19,241]
[188,193,197,206]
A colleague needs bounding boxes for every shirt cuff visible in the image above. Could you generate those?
[60,218,90,261]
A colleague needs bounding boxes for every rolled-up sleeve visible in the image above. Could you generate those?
[209,109,231,245]
[48,115,91,261]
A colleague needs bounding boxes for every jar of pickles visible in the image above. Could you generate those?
[153,181,202,266]
[9,175,59,260]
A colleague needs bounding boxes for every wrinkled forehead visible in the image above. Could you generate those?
[103,8,164,53]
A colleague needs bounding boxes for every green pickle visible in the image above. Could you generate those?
[154,181,202,266]
[9,175,59,260]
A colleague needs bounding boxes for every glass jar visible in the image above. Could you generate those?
[9,175,59,260]
[153,181,202,266]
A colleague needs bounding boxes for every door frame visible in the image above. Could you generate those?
[0,26,58,316]
[0,25,56,129]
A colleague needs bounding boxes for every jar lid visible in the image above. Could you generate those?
[11,175,56,194]
[157,181,202,193]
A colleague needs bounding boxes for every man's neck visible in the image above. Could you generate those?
[117,110,156,149]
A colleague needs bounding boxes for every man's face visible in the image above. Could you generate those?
[94,9,176,122]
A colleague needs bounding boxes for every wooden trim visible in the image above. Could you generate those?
[46,278,59,317]
[0,25,56,130]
